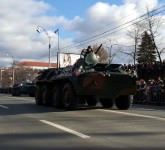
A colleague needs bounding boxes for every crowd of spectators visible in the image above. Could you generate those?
[122,62,165,105]
[122,62,165,80]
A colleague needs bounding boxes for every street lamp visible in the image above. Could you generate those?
[6,53,15,86]
[0,69,5,87]
[54,28,59,68]
[36,25,52,68]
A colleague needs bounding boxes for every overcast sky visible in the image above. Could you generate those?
[0,0,165,67]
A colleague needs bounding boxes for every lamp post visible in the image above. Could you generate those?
[6,53,15,86]
[36,25,52,68]
[11,56,15,87]
[1,69,4,82]
[0,69,5,87]
[54,29,59,68]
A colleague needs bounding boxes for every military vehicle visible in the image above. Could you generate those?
[11,81,36,97]
[35,45,136,110]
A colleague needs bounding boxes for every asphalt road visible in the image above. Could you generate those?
[0,94,165,150]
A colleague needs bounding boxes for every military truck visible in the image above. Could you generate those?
[35,46,136,110]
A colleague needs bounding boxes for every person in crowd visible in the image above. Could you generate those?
[157,76,164,88]
[136,79,148,102]
[163,77,165,89]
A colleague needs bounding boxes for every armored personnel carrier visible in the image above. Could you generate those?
[35,46,136,110]
[11,81,36,97]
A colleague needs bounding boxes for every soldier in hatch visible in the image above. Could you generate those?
[80,46,93,58]
[72,46,93,75]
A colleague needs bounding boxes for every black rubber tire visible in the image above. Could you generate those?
[29,93,35,97]
[79,96,86,105]
[12,93,15,96]
[63,83,77,109]
[42,86,52,106]
[100,98,113,108]
[14,89,21,96]
[17,90,21,96]
[115,95,130,110]
[86,96,97,106]
[35,86,43,105]
[52,85,63,108]
[11,90,16,96]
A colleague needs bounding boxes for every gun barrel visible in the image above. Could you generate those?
[95,44,102,54]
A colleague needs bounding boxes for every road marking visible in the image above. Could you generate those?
[98,109,165,121]
[0,105,8,109]
[7,96,34,102]
[40,120,90,139]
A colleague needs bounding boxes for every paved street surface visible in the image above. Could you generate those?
[0,94,165,150]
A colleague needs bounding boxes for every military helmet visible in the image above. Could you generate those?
[85,52,99,65]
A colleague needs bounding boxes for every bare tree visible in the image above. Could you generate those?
[92,41,121,64]
[106,40,121,64]
[93,44,109,63]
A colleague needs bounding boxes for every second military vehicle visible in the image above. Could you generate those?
[11,81,36,97]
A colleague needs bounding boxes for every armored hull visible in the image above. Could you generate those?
[35,63,136,110]
[72,71,136,98]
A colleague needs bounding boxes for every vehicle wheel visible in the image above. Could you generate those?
[11,90,16,96]
[29,90,35,97]
[100,98,113,108]
[35,86,43,105]
[12,93,15,96]
[79,96,86,105]
[63,83,78,109]
[42,86,52,106]
[29,93,34,97]
[14,90,21,96]
[52,85,63,108]
[115,95,130,110]
[17,91,21,96]
[86,96,97,106]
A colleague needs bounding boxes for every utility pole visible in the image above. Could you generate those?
[12,59,15,86]
[0,69,4,87]
[54,29,59,68]
[134,30,138,65]
[6,53,15,86]
[147,9,162,64]
[107,46,112,64]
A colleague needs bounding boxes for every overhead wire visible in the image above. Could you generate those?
[60,5,165,51]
